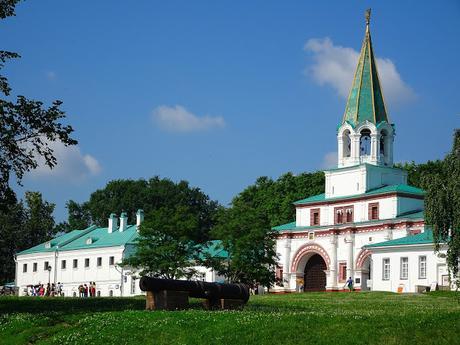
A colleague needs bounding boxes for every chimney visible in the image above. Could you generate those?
[136,209,144,228]
[108,213,118,233]
[119,212,128,232]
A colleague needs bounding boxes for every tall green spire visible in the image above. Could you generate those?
[342,9,389,127]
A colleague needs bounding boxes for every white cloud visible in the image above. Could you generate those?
[304,37,415,106]
[29,140,101,181]
[321,151,337,169]
[152,105,225,132]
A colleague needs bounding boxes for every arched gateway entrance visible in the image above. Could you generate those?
[291,244,330,292]
[304,254,327,291]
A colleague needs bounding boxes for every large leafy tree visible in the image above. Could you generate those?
[423,130,460,285]
[121,178,218,278]
[0,190,56,284]
[0,0,77,201]
[206,171,323,286]
[0,191,25,283]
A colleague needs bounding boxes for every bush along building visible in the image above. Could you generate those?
[15,210,226,297]
[273,11,456,293]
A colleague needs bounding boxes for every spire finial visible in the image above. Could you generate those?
[365,8,371,27]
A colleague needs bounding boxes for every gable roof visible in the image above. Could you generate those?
[294,184,425,206]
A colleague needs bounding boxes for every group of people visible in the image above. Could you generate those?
[77,282,97,297]
[27,282,63,297]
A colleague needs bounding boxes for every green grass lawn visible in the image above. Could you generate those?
[1,291,459,345]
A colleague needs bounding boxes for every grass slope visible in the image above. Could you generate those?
[1,292,459,345]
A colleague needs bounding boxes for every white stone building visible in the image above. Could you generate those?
[272,14,455,293]
[15,210,225,297]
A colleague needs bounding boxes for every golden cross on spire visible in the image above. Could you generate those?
[365,8,371,26]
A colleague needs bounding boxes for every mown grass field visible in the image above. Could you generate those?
[1,291,459,345]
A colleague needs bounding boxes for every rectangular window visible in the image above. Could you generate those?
[308,232,315,240]
[33,263,37,272]
[419,256,427,279]
[23,263,27,273]
[109,256,115,266]
[346,207,353,223]
[44,261,49,270]
[335,206,353,224]
[310,208,320,226]
[382,258,390,280]
[339,262,347,282]
[369,203,379,220]
[85,258,90,268]
[400,257,408,280]
[97,257,102,267]
[73,259,78,269]
[61,260,66,269]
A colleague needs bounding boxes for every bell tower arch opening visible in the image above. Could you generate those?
[359,128,372,157]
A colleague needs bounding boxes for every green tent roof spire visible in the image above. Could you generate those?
[342,9,390,127]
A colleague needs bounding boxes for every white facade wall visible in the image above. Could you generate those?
[16,247,129,297]
[16,248,223,297]
[370,246,451,293]
[275,221,421,293]
[296,196,398,227]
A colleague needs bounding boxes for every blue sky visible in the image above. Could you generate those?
[3,1,459,222]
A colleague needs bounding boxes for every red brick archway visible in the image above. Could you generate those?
[291,243,331,273]
[356,249,372,269]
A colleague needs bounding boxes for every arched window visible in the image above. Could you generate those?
[343,130,351,158]
[380,130,387,156]
[360,129,371,156]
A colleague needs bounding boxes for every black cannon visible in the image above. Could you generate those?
[139,276,250,310]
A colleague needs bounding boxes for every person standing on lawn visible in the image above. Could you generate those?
[345,277,353,292]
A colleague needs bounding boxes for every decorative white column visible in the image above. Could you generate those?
[345,232,354,279]
[384,227,393,241]
[337,136,344,167]
[371,133,379,164]
[283,237,291,288]
[351,134,361,165]
[327,234,338,290]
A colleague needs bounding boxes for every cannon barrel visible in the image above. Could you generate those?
[139,277,250,303]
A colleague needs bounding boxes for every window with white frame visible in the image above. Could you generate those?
[382,258,390,280]
[131,278,136,294]
[419,256,427,279]
[23,263,27,273]
[400,257,408,280]
[33,262,37,272]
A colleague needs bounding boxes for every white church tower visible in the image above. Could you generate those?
[273,10,426,293]
[326,9,406,199]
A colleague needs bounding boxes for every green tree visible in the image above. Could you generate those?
[22,191,56,249]
[209,205,277,286]
[395,160,444,189]
[0,1,77,201]
[55,200,92,232]
[423,130,460,285]
[0,191,25,283]
[123,179,218,278]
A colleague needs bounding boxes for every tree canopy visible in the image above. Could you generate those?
[0,191,56,284]
[0,0,77,202]
[122,178,219,279]
[423,130,460,284]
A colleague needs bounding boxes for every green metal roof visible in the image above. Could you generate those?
[273,210,424,232]
[18,225,139,255]
[18,225,229,259]
[365,229,434,248]
[342,17,389,127]
[294,184,425,205]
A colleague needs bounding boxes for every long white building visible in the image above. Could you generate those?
[15,210,224,297]
[272,12,455,293]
